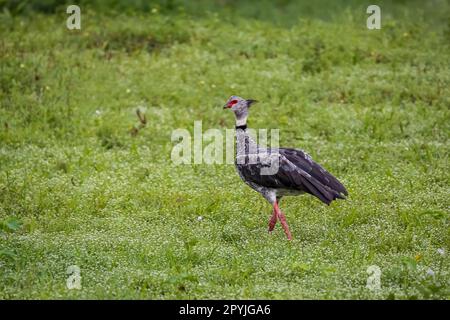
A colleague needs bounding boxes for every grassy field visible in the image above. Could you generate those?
[0,0,449,299]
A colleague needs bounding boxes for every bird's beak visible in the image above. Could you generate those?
[246,99,258,107]
[223,103,231,109]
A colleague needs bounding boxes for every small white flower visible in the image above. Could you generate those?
[197,216,203,221]
[437,248,445,256]
[426,268,435,277]
[95,110,102,116]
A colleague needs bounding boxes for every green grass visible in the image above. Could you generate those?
[0,1,449,299]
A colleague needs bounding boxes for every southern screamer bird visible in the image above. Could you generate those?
[223,96,348,240]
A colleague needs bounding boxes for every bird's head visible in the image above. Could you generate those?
[223,96,258,120]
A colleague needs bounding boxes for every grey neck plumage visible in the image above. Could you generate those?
[235,116,247,128]
[235,115,258,156]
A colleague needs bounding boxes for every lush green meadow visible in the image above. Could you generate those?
[0,1,449,299]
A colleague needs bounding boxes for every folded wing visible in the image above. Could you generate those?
[236,148,347,205]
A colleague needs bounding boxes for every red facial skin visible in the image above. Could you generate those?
[226,99,238,108]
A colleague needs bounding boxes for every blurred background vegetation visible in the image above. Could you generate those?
[1,0,450,25]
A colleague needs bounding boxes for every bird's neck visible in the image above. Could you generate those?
[235,115,247,128]
[235,115,258,156]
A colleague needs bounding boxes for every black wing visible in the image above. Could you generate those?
[279,148,348,197]
[236,150,347,205]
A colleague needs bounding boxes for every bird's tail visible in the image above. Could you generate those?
[299,174,346,205]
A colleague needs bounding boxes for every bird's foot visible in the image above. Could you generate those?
[278,212,292,240]
[272,201,293,240]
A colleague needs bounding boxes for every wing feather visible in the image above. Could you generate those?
[279,148,348,196]
[236,151,347,205]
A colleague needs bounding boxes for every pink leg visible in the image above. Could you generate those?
[268,208,277,232]
[273,201,292,240]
